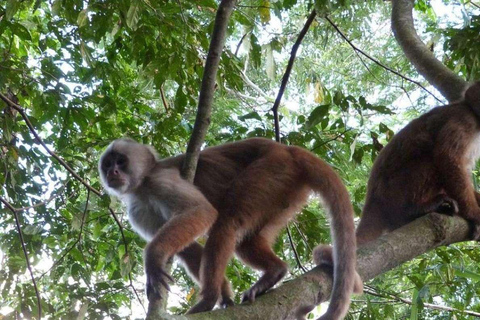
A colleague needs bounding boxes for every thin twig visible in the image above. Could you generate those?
[311,128,352,152]
[364,288,480,317]
[286,226,307,273]
[470,1,480,9]
[39,188,90,279]
[324,16,443,104]
[0,93,102,197]
[292,221,312,252]
[109,208,146,314]
[272,10,317,142]
[234,31,250,56]
[160,86,169,112]
[0,196,42,319]
[11,185,66,212]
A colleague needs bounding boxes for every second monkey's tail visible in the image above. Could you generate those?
[293,146,361,320]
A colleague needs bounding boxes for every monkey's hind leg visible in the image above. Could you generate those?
[186,219,237,314]
[236,233,288,303]
[177,242,234,308]
[421,194,459,216]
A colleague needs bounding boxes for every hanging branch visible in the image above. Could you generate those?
[271,10,317,142]
[181,0,237,181]
[285,226,307,273]
[324,16,443,104]
[391,0,467,102]
[0,196,42,319]
[268,9,317,275]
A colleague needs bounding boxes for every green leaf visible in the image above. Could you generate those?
[410,289,419,320]
[306,105,330,129]
[453,266,480,281]
[23,225,43,235]
[10,22,32,41]
[6,0,21,20]
[77,9,88,28]
[126,1,141,30]
[239,111,262,122]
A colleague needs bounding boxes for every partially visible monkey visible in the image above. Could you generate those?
[356,82,480,245]
[99,137,361,319]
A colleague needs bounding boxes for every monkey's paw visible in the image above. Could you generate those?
[186,298,216,314]
[219,296,235,308]
[241,285,262,304]
[146,267,174,301]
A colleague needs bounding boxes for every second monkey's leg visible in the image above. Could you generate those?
[236,233,288,303]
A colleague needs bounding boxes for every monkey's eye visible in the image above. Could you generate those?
[103,159,112,169]
[117,157,127,167]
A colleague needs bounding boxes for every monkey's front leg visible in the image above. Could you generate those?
[145,205,218,302]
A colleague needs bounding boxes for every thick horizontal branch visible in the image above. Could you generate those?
[151,213,471,320]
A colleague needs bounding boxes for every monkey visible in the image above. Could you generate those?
[355,81,480,246]
[98,137,361,319]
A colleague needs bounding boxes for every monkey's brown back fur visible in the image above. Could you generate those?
[357,82,480,245]
[161,138,358,318]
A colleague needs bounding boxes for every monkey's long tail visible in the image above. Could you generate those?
[295,147,358,320]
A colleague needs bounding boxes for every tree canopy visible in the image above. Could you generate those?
[1,0,480,319]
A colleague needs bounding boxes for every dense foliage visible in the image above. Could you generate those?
[1,0,480,319]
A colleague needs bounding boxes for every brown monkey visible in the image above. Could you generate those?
[98,137,360,319]
[356,82,480,245]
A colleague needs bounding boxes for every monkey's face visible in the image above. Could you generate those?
[99,139,157,196]
[99,150,130,194]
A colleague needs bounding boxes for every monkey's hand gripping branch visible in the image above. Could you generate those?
[145,246,174,302]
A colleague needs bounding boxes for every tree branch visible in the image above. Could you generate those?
[272,10,317,143]
[364,288,480,317]
[324,16,443,104]
[181,0,237,181]
[146,0,237,317]
[157,213,471,319]
[0,196,42,319]
[391,0,467,102]
[0,93,102,197]
[0,94,145,312]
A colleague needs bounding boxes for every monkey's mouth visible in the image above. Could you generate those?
[107,178,125,189]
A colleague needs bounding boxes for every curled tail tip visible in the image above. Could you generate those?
[353,273,364,294]
[312,244,333,265]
